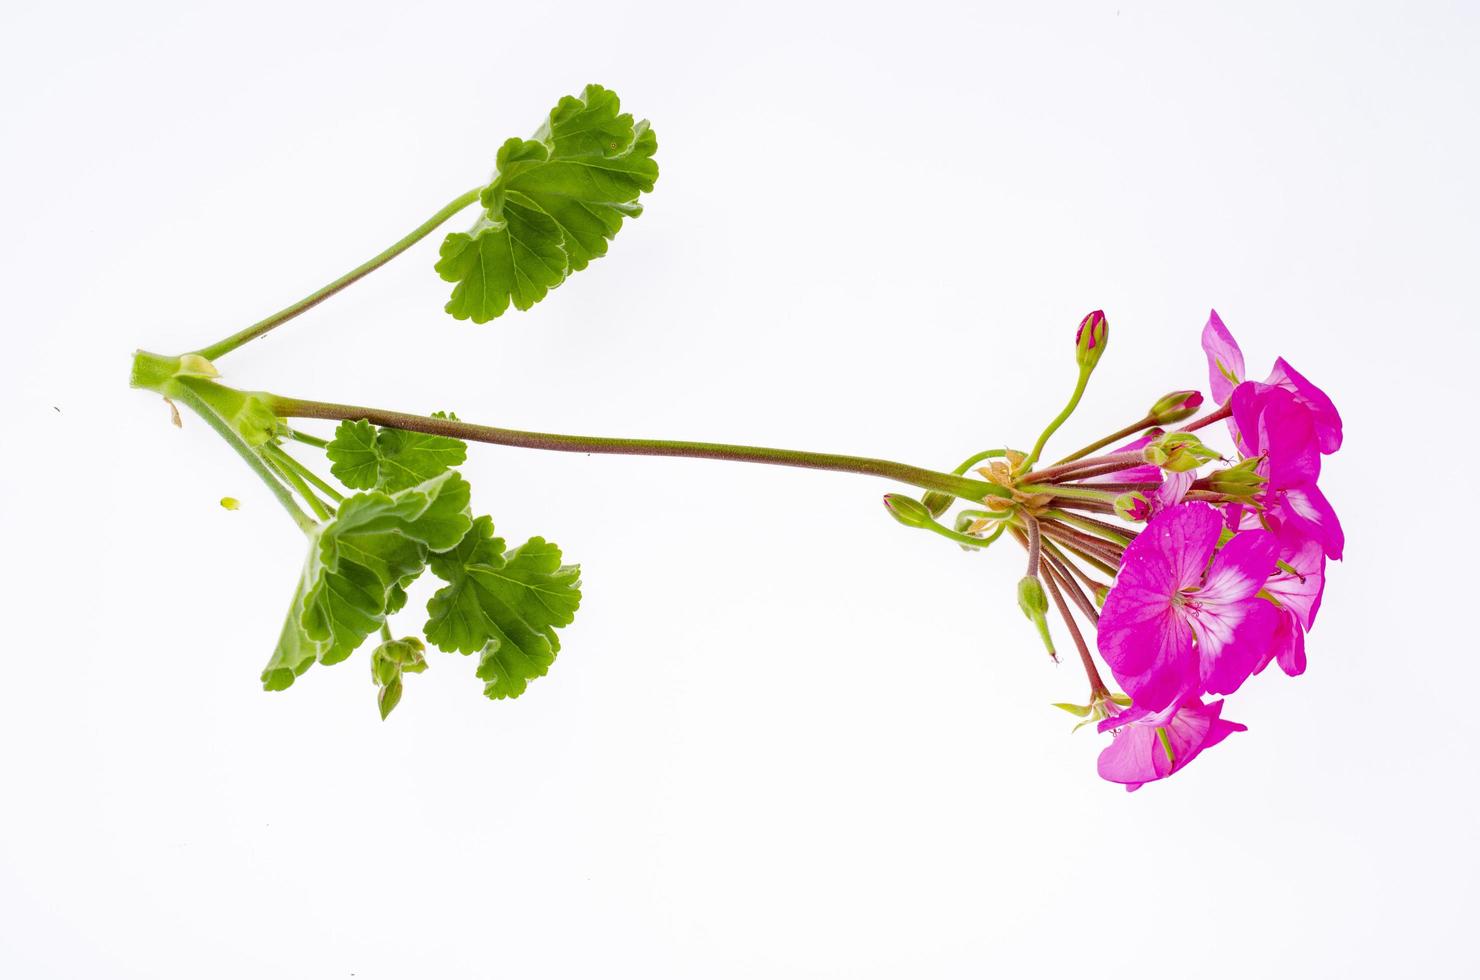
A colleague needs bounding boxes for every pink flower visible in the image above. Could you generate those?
[1201,311,1247,407]
[1254,540,1326,677]
[1096,695,1247,791]
[1200,309,1343,454]
[1098,503,1280,712]
[1266,357,1342,454]
[1231,385,1345,560]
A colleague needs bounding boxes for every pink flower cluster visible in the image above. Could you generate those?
[1094,312,1342,790]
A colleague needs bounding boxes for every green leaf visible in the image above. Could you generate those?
[437,84,659,323]
[262,472,473,691]
[326,414,467,492]
[436,191,568,321]
[425,515,582,699]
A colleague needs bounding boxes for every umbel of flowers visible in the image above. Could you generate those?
[883,311,1342,790]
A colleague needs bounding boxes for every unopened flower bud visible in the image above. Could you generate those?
[1147,390,1204,425]
[1207,457,1267,500]
[1017,576,1056,658]
[1074,310,1108,370]
[882,493,935,529]
[921,490,953,519]
[1143,432,1220,472]
[1114,491,1151,522]
[1018,576,1048,617]
[377,675,404,720]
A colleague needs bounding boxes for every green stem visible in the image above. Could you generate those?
[266,391,1008,502]
[268,444,345,502]
[1052,416,1155,466]
[286,428,330,449]
[928,521,1007,550]
[167,384,318,533]
[917,449,1019,514]
[263,445,334,521]
[952,448,1012,474]
[1020,483,1117,503]
[955,509,999,523]
[1016,367,1091,475]
[192,187,484,361]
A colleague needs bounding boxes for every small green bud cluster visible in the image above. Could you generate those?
[1143,432,1221,472]
[1206,457,1267,500]
[371,636,428,719]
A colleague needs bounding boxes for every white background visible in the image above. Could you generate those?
[2,1,1476,976]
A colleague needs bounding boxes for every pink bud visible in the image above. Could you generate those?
[1075,311,1108,369]
[1148,390,1205,424]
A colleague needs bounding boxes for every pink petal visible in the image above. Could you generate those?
[1265,358,1342,455]
[1097,722,1167,790]
[1097,584,1196,712]
[1202,310,1246,406]
[1271,483,1344,560]
[1268,608,1308,677]
[1096,697,1247,790]
[1188,527,1280,694]
[1256,388,1321,490]
[1152,470,1194,513]
[1099,504,1226,712]
[1264,540,1326,629]
[1200,528,1280,605]
[1144,503,1226,593]
[1230,381,1268,459]
[1192,595,1278,696]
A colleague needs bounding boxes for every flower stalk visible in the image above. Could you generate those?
[130,108,1341,795]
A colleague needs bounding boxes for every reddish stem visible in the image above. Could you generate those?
[1041,549,1100,625]
[1025,451,1146,485]
[1041,521,1124,564]
[1177,401,1234,434]
[1040,561,1110,698]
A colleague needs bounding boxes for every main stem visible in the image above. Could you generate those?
[268,393,1003,501]
[168,385,318,533]
[192,187,484,361]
